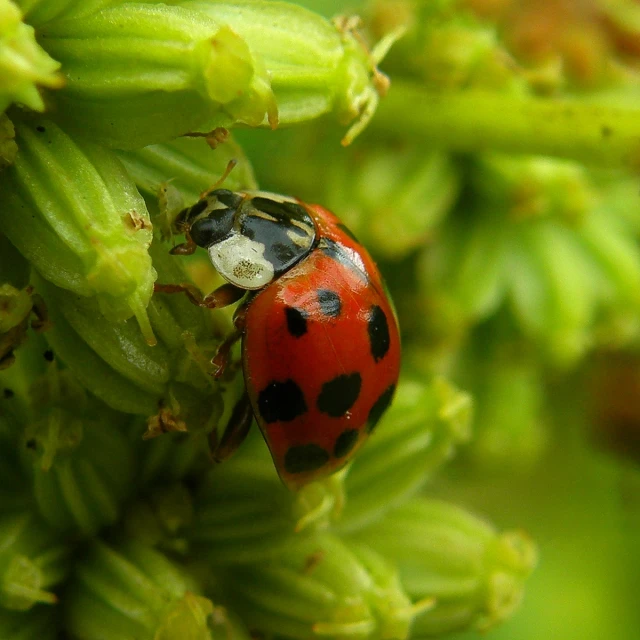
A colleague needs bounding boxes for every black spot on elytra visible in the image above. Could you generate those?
[367,384,395,434]
[43,349,54,362]
[36,126,46,133]
[285,307,308,338]
[317,289,341,318]
[334,429,359,458]
[3,388,14,399]
[284,444,330,474]
[258,379,307,423]
[367,305,390,362]
[317,373,361,417]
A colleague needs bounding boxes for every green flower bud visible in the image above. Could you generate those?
[0,510,72,610]
[472,153,640,361]
[0,371,37,511]
[19,363,135,537]
[0,235,48,368]
[0,325,49,426]
[65,539,216,640]
[122,483,194,553]
[0,285,32,335]
[36,271,223,437]
[0,232,29,289]
[461,346,547,471]
[419,154,636,364]
[33,227,226,453]
[324,147,460,260]
[368,0,524,92]
[351,499,538,636]
[0,285,36,369]
[0,417,32,511]
[219,532,417,640]
[0,605,60,640]
[189,431,346,565]
[506,219,596,365]
[0,0,63,114]
[0,115,156,342]
[419,25,516,91]
[472,154,594,225]
[34,286,158,415]
[37,2,277,149]
[36,276,167,413]
[208,607,253,640]
[575,173,640,344]
[14,0,121,27]
[576,206,640,314]
[180,0,393,144]
[133,427,210,489]
[419,206,509,332]
[338,377,472,533]
[117,135,257,212]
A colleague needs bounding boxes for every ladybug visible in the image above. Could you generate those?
[156,188,401,489]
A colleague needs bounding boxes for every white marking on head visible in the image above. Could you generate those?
[208,235,275,290]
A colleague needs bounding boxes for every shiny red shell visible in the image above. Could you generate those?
[242,204,401,489]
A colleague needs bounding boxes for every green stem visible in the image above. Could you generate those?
[374,81,640,168]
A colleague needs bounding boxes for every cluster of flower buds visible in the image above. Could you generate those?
[419,154,640,366]
[0,115,157,341]
[351,498,537,635]
[6,0,393,148]
[64,540,220,640]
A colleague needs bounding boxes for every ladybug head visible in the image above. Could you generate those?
[188,189,241,248]
[189,190,317,291]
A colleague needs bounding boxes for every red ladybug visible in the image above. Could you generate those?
[157,189,401,489]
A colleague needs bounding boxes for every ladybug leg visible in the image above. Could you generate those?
[30,293,51,332]
[169,231,197,256]
[198,158,237,200]
[153,282,245,310]
[211,302,248,378]
[209,391,254,462]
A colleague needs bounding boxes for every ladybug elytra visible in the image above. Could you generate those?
[156,188,401,490]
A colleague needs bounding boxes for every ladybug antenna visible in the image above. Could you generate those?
[216,158,238,188]
[199,159,238,200]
